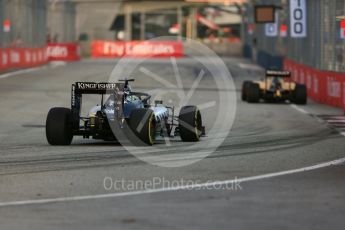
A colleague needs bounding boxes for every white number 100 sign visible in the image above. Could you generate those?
[290,0,307,38]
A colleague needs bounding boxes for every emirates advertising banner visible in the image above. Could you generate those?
[91,41,184,58]
[290,0,307,38]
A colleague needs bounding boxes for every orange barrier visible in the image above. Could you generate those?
[91,40,184,58]
[284,59,345,112]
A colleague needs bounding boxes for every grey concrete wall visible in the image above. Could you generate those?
[75,2,122,41]
[74,2,122,57]
[47,1,76,43]
[0,0,4,47]
[0,0,47,48]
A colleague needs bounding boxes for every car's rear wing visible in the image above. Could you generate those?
[74,82,125,94]
[266,70,291,77]
[71,82,125,129]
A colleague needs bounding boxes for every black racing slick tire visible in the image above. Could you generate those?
[294,84,307,105]
[179,106,202,142]
[46,107,73,145]
[247,83,260,103]
[129,108,155,146]
[241,81,251,101]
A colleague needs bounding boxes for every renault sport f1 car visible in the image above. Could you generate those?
[241,70,307,104]
[46,79,204,146]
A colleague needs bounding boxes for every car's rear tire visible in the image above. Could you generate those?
[46,107,73,145]
[247,83,260,103]
[294,84,307,105]
[241,81,251,101]
[179,106,202,142]
[129,108,155,146]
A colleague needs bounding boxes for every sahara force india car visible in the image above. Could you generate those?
[46,79,204,146]
[241,70,307,104]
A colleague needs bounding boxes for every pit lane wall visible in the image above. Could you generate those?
[284,59,345,111]
[0,43,80,73]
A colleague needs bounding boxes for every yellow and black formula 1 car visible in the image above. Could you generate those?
[241,70,307,104]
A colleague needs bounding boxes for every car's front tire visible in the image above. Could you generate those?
[46,107,73,145]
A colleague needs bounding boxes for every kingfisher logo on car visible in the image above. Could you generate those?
[76,82,120,90]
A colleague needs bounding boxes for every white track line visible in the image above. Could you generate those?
[322,116,345,119]
[0,62,67,79]
[291,104,345,136]
[0,66,46,80]
[290,104,309,114]
[0,157,344,207]
[325,120,345,123]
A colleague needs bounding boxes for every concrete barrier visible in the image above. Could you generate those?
[91,40,184,58]
[0,47,48,72]
[284,59,345,113]
[0,43,80,73]
[47,43,80,61]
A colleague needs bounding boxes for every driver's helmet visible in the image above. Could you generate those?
[125,94,140,102]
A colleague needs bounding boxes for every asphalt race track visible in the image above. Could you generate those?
[0,57,344,229]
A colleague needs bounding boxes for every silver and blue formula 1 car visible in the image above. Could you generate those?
[46,79,204,146]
